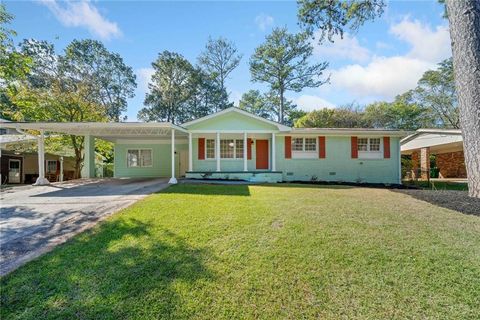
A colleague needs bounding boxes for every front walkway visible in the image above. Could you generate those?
[0,178,169,276]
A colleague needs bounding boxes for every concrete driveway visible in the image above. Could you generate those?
[0,178,169,276]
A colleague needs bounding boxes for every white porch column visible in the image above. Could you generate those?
[216,132,221,172]
[81,135,95,179]
[169,129,177,184]
[59,156,64,182]
[271,132,276,171]
[243,132,248,171]
[188,132,193,172]
[34,130,49,185]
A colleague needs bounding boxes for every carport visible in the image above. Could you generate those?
[0,122,189,185]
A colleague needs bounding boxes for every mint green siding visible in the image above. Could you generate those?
[191,137,268,172]
[275,136,400,184]
[186,112,278,131]
[114,143,187,178]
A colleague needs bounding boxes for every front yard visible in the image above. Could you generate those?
[1,184,479,319]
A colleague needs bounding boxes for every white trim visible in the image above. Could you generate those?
[126,148,153,168]
[398,140,402,184]
[243,132,248,171]
[181,107,291,132]
[189,129,278,134]
[169,129,176,183]
[271,133,276,171]
[285,129,408,137]
[216,132,220,172]
[357,137,383,160]
[188,133,192,171]
[115,139,188,145]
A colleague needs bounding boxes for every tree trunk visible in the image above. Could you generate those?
[446,0,480,197]
[279,87,284,124]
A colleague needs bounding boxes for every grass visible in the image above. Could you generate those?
[403,180,469,191]
[1,184,480,319]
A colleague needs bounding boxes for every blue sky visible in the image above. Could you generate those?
[7,1,450,121]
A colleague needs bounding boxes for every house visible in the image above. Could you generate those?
[1,125,77,184]
[401,129,466,179]
[0,108,406,185]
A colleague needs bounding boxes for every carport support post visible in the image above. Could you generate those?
[169,129,177,184]
[81,135,95,179]
[34,130,50,185]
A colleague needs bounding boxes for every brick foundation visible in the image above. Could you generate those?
[436,151,467,178]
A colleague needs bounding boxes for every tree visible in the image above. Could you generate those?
[198,37,242,111]
[298,0,385,42]
[60,39,136,121]
[298,0,480,197]
[6,80,107,178]
[238,90,274,120]
[250,27,328,124]
[139,51,196,124]
[414,58,459,128]
[364,93,435,130]
[295,104,368,128]
[445,0,480,197]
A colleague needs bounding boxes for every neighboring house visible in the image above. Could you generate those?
[0,119,77,184]
[401,129,466,179]
[1,108,407,185]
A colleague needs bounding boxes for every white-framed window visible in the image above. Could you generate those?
[47,160,57,173]
[357,137,383,159]
[127,149,153,167]
[220,139,234,159]
[206,139,245,159]
[292,137,317,152]
[206,139,215,159]
[291,137,317,159]
[235,140,244,159]
[358,138,381,152]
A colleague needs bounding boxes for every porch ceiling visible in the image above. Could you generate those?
[0,122,188,140]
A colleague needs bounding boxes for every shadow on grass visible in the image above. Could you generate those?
[0,217,215,319]
[162,183,251,196]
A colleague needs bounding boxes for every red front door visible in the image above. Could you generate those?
[256,140,269,170]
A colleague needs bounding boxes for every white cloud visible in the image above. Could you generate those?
[137,67,154,91]
[294,95,336,111]
[312,32,370,62]
[331,56,433,98]
[329,18,451,100]
[40,0,121,40]
[255,14,274,31]
[390,17,451,63]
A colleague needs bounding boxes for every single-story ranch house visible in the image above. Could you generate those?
[1,107,407,185]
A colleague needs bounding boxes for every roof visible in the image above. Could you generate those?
[181,107,291,132]
[290,127,409,137]
[401,129,463,154]
[0,134,37,146]
[0,121,188,139]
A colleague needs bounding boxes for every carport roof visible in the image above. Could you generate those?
[0,121,188,139]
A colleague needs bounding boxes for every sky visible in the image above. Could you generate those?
[6,0,451,121]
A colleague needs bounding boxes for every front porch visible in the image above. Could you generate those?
[186,170,283,183]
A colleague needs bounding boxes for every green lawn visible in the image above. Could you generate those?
[403,180,469,191]
[2,184,480,319]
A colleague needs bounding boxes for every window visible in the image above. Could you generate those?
[47,160,57,173]
[206,139,215,159]
[207,139,245,159]
[304,138,317,151]
[358,138,368,151]
[235,140,244,159]
[358,138,381,152]
[369,138,380,151]
[292,138,304,151]
[127,149,152,167]
[292,137,317,152]
[220,139,234,159]
[0,128,6,135]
